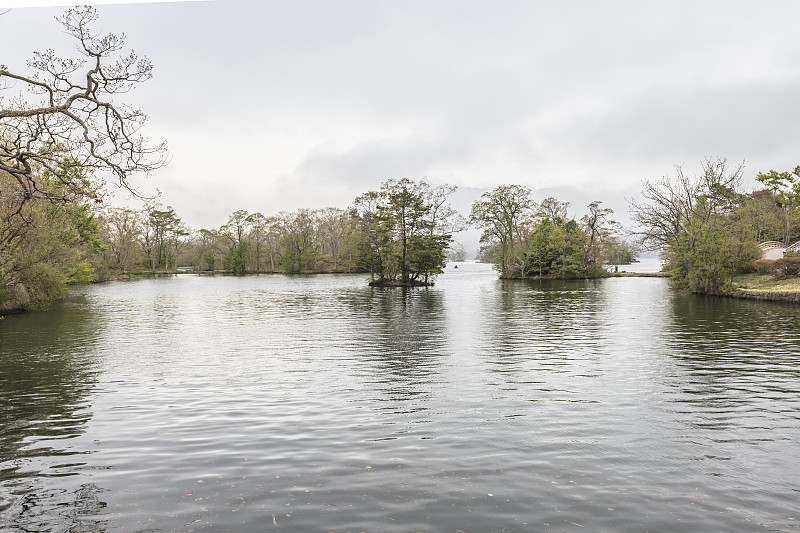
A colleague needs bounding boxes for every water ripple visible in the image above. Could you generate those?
[2,266,799,531]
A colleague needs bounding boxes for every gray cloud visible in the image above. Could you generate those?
[3,0,800,229]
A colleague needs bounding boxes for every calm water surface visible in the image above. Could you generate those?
[1,262,799,532]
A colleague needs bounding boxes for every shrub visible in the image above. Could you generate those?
[19,262,68,310]
[744,259,775,275]
[744,257,800,276]
[773,257,800,276]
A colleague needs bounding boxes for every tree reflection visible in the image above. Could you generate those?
[664,292,800,433]
[0,295,108,531]
[475,278,607,374]
[338,286,449,408]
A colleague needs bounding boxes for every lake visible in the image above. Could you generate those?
[1,262,799,532]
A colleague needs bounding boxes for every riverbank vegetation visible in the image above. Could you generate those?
[631,158,800,296]
[99,177,462,285]
[3,170,638,311]
[1,7,165,314]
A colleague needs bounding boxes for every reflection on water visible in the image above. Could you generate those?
[1,264,799,532]
[0,296,106,531]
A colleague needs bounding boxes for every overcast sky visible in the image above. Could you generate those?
[2,0,800,232]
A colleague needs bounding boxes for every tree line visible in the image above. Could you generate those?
[8,154,796,313]
[99,178,464,282]
[98,181,636,284]
[0,172,468,309]
[2,160,642,311]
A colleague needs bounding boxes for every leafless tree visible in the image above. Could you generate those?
[0,6,166,210]
[629,158,743,251]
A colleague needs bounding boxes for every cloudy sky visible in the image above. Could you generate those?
[2,0,800,232]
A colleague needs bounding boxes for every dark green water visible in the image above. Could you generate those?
[1,262,799,532]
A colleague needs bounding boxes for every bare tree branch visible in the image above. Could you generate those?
[0,5,167,210]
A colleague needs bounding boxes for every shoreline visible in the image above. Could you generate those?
[5,270,799,317]
[610,272,669,278]
[727,289,800,303]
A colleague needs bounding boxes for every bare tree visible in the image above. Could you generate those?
[581,200,616,266]
[629,157,746,290]
[100,206,141,270]
[629,158,743,251]
[316,207,349,271]
[0,6,166,210]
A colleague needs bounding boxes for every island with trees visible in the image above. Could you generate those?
[469,184,629,280]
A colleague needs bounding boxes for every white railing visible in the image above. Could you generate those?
[786,241,800,252]
[759,241,785,251]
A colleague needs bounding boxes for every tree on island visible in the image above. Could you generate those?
[470,186,616,279]
[524,216,585,278]
[352,178,457,287]
[469,184,535,277]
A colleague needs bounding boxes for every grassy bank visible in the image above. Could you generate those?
[611,270,800,303]
[728,273,800,302]
[732,273,800,292]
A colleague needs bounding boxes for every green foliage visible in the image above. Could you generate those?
[354,179,455,285]
[472,191,616,279]
[1,160,108,312]
[632,158,774,295]
[145,205,182,271]
[18,262,68,311]
[469,184,535,277]
[227,241,247,274]
[755,165,800,245]
[523,217,587,278]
